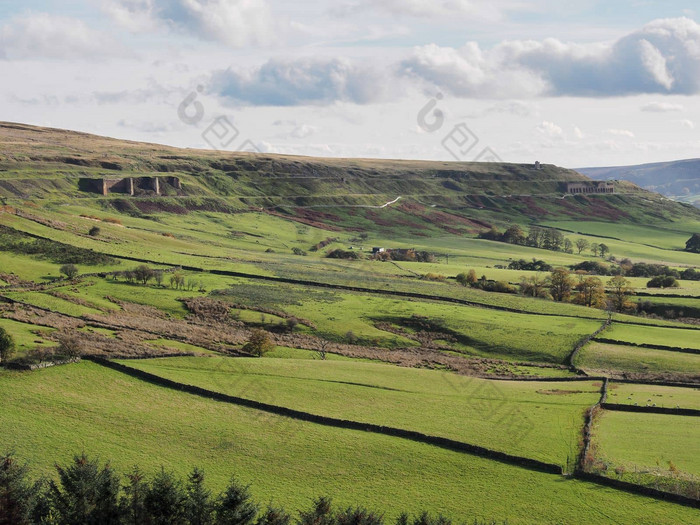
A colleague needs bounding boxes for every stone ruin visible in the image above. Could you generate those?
[78,176,181,196]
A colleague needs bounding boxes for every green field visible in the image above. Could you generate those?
[0,317,54,358]
[579,341,700,378]
[0,362,697,524]
[117,356,598,468]
[607,382,700,410]
[593,411,700,478]
[601,324,700,350]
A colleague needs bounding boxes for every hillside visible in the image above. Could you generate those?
[0,122,699,522]
[578,158,700,207]
[2,121,698,235]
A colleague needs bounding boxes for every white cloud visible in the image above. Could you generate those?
[0,13,125,60]
[211,57,398,105]
[401,42,546,98]
[606,129,635,138]
[332,0,530,21]
[537,121,564,139]
[679,119,696,129]
[641,101,684,112]
[638,39,674,91]
[401,17,700,98]
[103,0,274,47]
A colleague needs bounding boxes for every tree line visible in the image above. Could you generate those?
[457,268,634,311]
[479,225,610,258]
[0,454,504,525]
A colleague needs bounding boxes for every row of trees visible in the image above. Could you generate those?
[479,225,610,258]
[107,266,205,292]
[457,268,634,311]
[521,270,634,311]
[0,454,490,525]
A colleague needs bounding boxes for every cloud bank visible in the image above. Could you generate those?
[0,13,124,60]
[403,17,700,97]
[103,0,274,47]
[211,57,396,105]
[210,17,700,106]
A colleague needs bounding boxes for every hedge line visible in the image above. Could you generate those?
[572,471,700,509]
[567,318,611,372]
[600,403,700,417]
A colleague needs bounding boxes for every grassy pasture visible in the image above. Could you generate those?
[541,220,698,251]
[0,361,696,524]
[2,209,697,335]
[216,279,600,363]
[593,411,700,478]
[118,356,599,467]
[0,317,54,358]
[4,290,104,317]
[602,324,700,350]
[578,341,700,378]
[607,382,700,410]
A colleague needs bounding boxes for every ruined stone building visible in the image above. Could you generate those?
[565,181,614,194]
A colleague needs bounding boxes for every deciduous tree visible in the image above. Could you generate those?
[243,329,275,357]
[519,274,549,299]
[547,268,574,302]
[608,275,634,312]
[575,238,589,255]
[573,277,607,308]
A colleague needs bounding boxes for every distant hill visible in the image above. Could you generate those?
[1,121,699,233]
[578,159,700,207]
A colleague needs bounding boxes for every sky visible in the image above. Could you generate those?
[1,1,700,168]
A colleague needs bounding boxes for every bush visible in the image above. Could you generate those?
[479,280,517,294]
[647,275,679,288]
[455,269,478,287]
[285,317,299,332]
[570,261,609,275]
[0,327,15,364]
[627,263,678,278]
[326,249,361,260]
[680,268,700,280]
[508,259,552,272]
[242,329,275,357]
[292,248,307,256]
[133,265,155,285]
[56,332,84,359]
[88,225,101,237]
[60,263,79,279]
[421,273,445,282]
